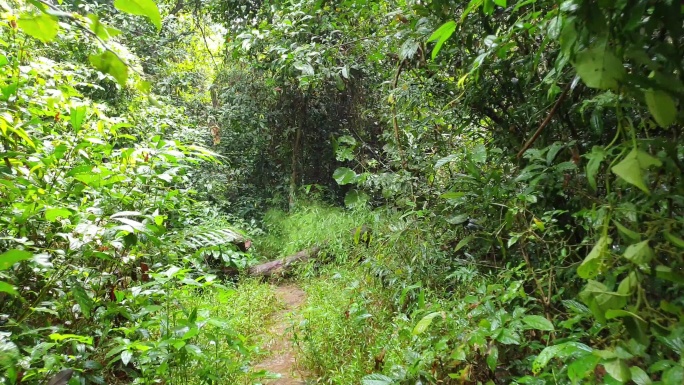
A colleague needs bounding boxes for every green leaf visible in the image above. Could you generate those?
[613,221,640,242]
[630,366,652,385]
[604,359,631,382]
[413,312,443,335]
[72,283,93,317]
[454,235,473,252]
[664,232,684,249]
[45,208,71,222]
[495,328,520,345]
[89,51,129,86]
[655,265,684,284]
[585,146,606,190]
[428,21,456,60]
[361,374,396,385]
[70,106,87,132]
[87,14,122,41]
[18,13,59,43]
[121,350,133,366]
[569,354,601,384]
[579,280,626,323]
[344,190,368,208]
[440,191,465,200]
[662,366,684,385]
[644,90,677,127]
[333,167,357,185]
[0,281,18,296]
[533,342,592,374]
[617,272,638,295]
[622,241,653,265]
[114,0,161,30]
[0,249,33,271]
[494,0,506,6]
[487,344,498,372]
[522,315,555,331]
[472,144,487,163]
[574,46,625,89]
[577,235,611,279]
[435,154,458,169]
[611,149,662,194]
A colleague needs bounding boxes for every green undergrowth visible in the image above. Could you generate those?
[256,204,566,385]
[256,202,375,260]
[166,278,281,384]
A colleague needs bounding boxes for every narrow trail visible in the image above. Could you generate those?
[254,284,308,385]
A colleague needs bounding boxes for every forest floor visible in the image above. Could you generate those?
[254,284,308,385]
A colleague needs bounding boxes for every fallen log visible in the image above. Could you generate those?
[248,247,321,277]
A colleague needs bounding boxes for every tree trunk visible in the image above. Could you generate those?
[289,124,302,211]
[248,247,320,277]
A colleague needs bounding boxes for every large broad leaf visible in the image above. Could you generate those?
[114,0,161,30]
[568,354,601,384]
[664,232,684,249]
[361,374,396,385]
[522,315,555,331]
[574,46,625,89]
[86,14,122,41]
[611,149,662,194]
[46,369,74,385]
[413,312,443,335]
[89,51,129,86]
[45,208,71,222]
[0,281,17,296]
[622,241,653,265]
[644,90,677,127]
[18,13,59,43]
[0,249,33,271]
[577,235,611,279]
[604,359,631,382]
[630,366,652,385]
[344,190,368,208]
[428,21,456,60]
[333,167,357,185]
[533,342,592,374]
[579,280,626,323]
[72,283,94,317]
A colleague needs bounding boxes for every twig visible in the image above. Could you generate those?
[516,82,572,158]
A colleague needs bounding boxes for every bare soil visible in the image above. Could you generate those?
[253,284,307,385]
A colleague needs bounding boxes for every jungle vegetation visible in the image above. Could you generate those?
[0,0,683,384]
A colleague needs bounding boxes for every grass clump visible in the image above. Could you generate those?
[256,202,374,260]
[170,278,281,384]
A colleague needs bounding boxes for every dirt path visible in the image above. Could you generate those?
[254,284,307,385]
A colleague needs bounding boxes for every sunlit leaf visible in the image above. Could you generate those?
[428,21,456,60]
[18,13,59,43]
[89,51,129,86]
[413,311,443,335]
[114,0,161,30]
[611,149,662,194]
[0,281,18,295]
[0,249,33,271]
[45,208,71,222]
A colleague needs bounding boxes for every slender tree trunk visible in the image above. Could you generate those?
[289,124,302,211]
